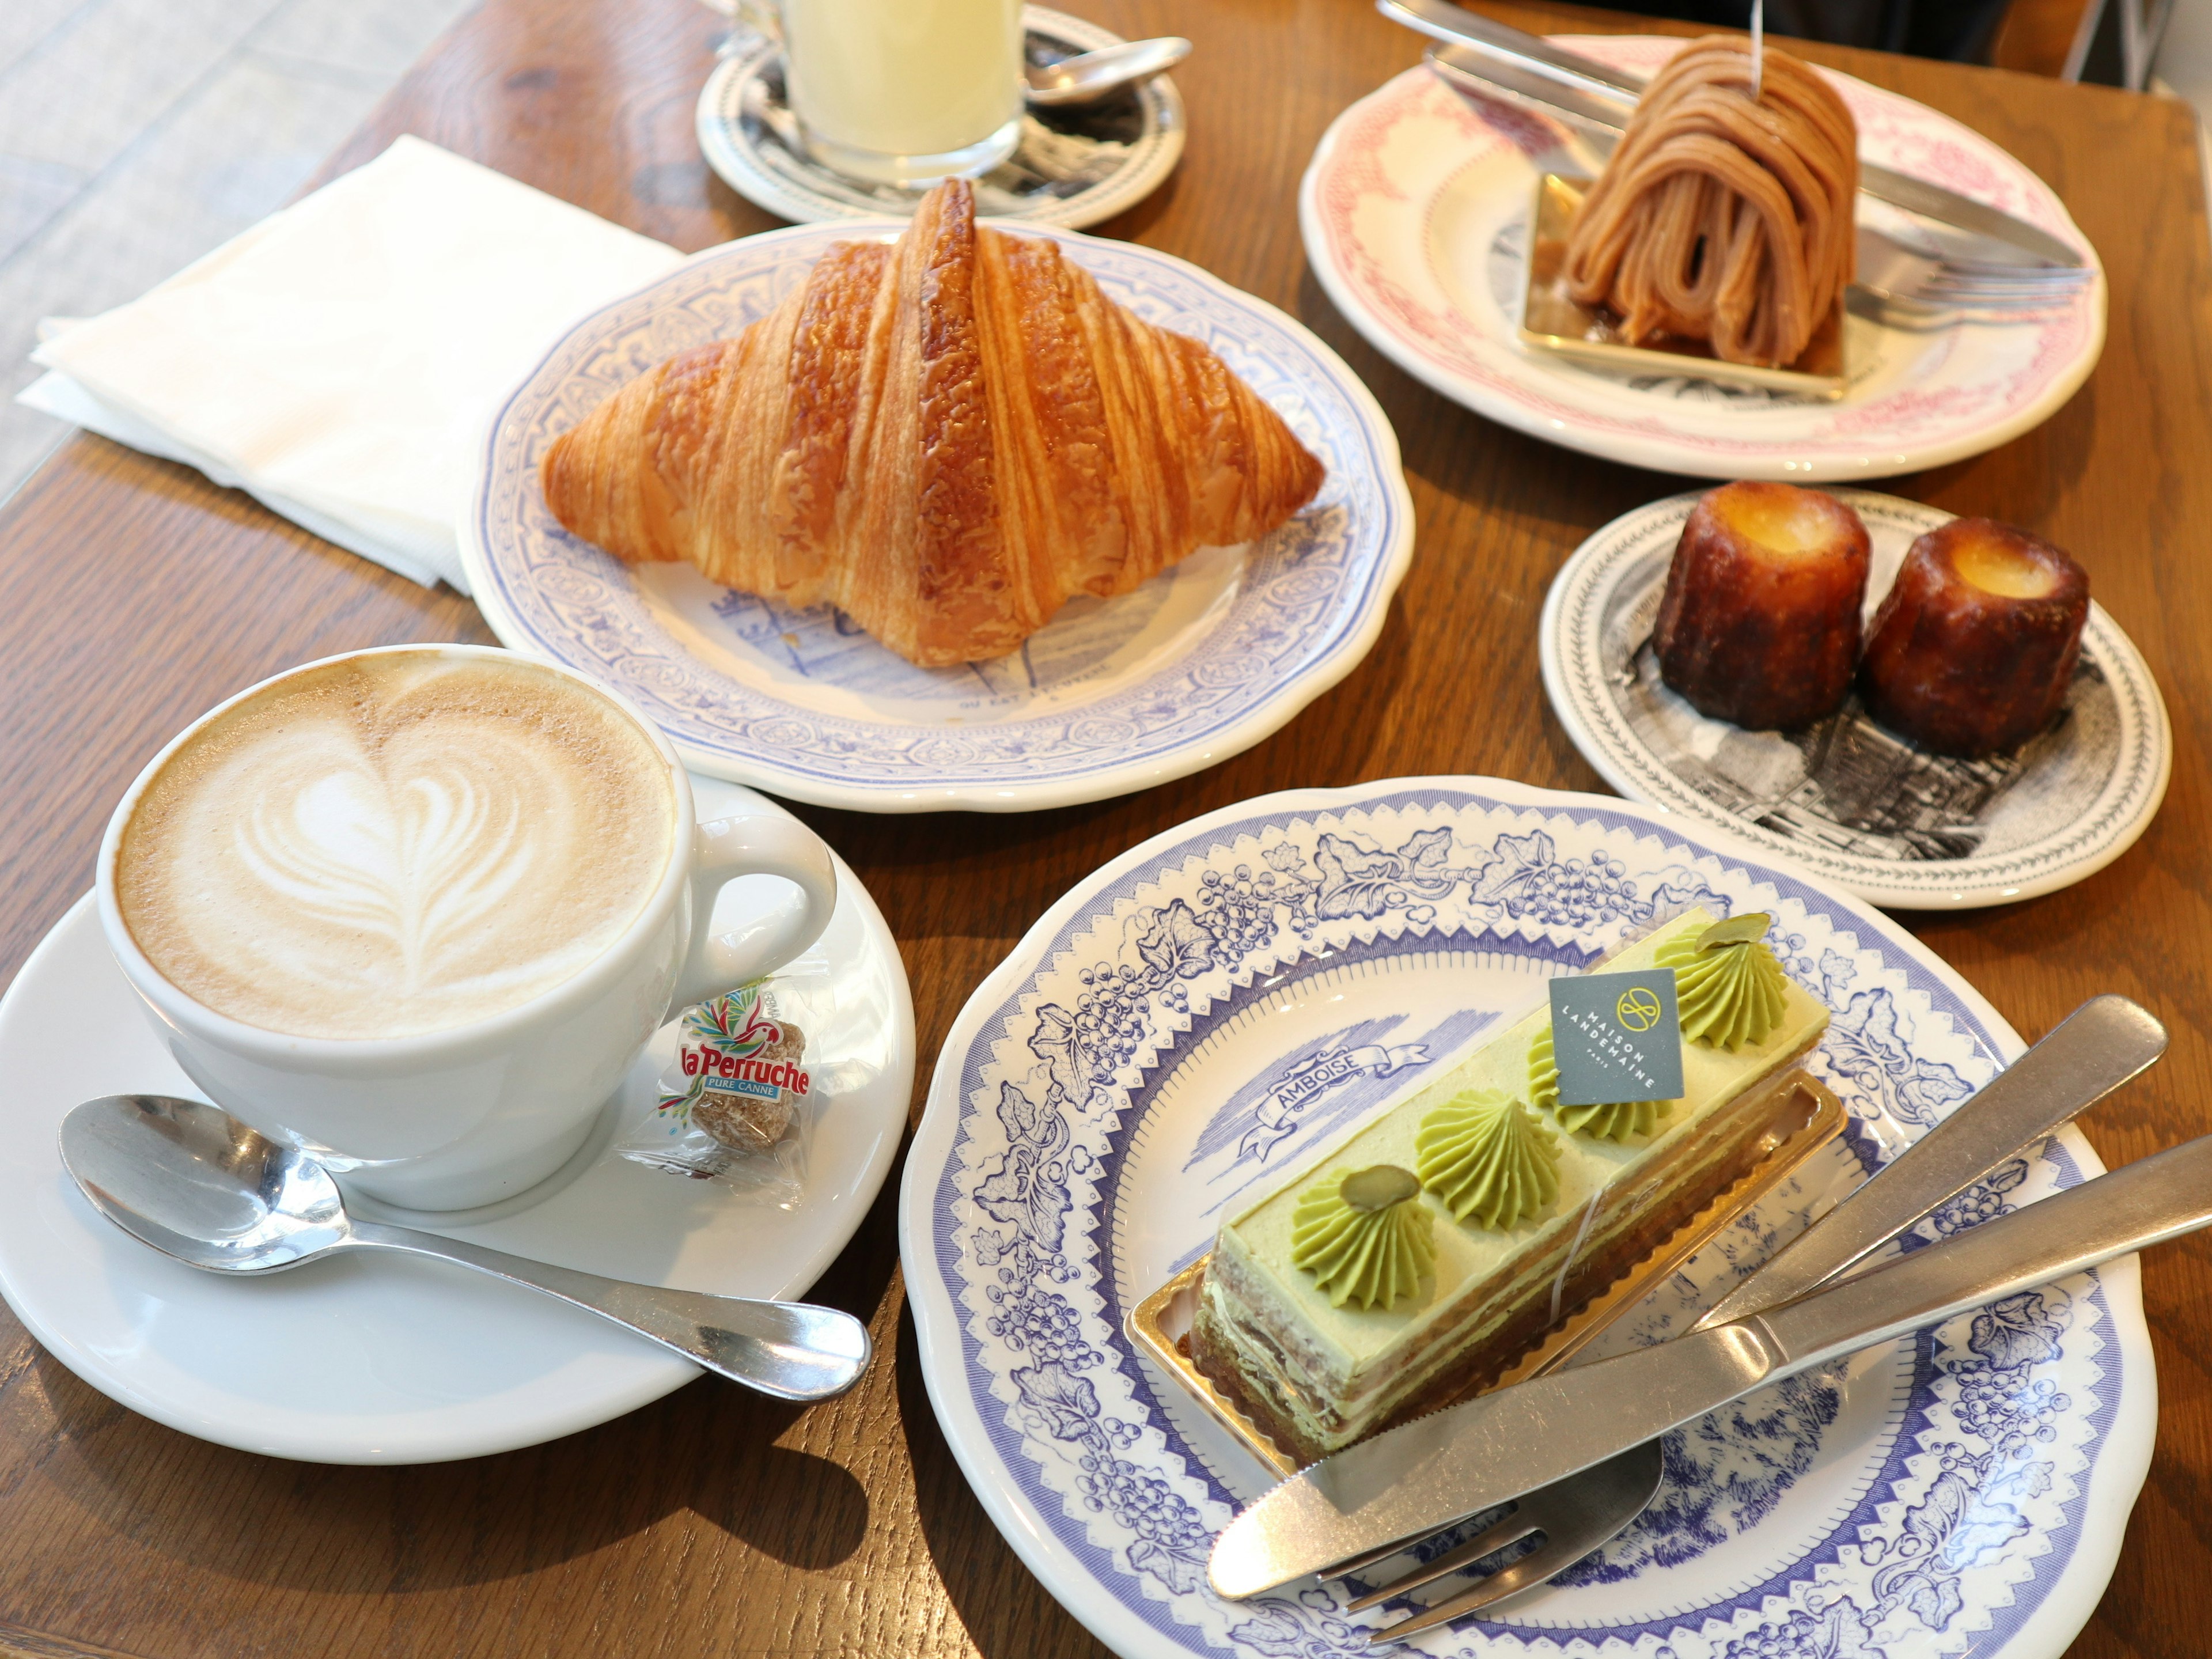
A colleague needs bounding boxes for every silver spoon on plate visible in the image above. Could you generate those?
[59,1093,872,1403]
[1025,36,1190,107]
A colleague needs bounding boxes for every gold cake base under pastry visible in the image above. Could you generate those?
[1126,1069,1846,1478]
[1519,173,1850,400]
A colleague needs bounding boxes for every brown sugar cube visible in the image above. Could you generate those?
[1653,482,1872,730]
[1858,517,2089,757]
[693,1088,795,1153]
[688,1016,806,1154]
[758,1020,806,1065]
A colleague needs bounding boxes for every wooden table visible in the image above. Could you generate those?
[2,2,2207,1654]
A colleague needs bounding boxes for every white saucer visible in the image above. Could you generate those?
[0,778,914,1464]
[1300,43,2105,481]
[696,7,1185,230]
[1540,489,2171,910]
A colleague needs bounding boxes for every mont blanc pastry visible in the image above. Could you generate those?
[1563,37,1857,369]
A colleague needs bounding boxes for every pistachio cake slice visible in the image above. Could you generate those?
[1188,908,1828,1465]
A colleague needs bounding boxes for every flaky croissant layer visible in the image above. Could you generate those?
[541,179,1326,666]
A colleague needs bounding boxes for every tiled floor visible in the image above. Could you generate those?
[0,0,480,507]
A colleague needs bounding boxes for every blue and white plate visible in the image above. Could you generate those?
[900,777,2152,1658]
[461,224,1413,813]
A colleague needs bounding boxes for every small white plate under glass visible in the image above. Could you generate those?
[1299,41,2105,481]
[901,775,2151,1659]
[0,779,914,1464]
[1540,488,2171,910]
[697,6,1185,231]
[463,223,1414,813]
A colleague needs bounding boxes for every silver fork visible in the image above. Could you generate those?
[1329,994,2167,1642]
[1854,229,2094,321]
[1418,46,2095,319]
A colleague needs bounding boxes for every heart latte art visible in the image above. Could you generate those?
[117,655,675,1039]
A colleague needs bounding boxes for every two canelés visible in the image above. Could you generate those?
[1654,482,2090,759]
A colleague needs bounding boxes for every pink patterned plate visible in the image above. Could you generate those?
[1299,40,2105,481]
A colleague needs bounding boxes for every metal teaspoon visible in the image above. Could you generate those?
[59,1093,872,1403]
[1025,37,1191,107]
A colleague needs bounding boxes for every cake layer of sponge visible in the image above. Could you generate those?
[1191,908,1828,1461]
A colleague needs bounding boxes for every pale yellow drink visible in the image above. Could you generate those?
[781,0,1024,184]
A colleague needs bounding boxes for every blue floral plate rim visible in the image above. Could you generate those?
[899,774,2156,1659]
[461,221,1414,814]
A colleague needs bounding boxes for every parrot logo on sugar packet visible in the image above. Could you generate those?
[661,987,812,1118]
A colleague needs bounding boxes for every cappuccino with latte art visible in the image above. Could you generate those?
[116,653,675,1040]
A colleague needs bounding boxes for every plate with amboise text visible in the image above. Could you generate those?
[463,222,1412,813]
[1540,489,2170,910]
[900,775,2149,1659]
[1300,40,2104,481]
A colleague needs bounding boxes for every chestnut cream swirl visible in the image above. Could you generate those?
[1562,37,1857,368]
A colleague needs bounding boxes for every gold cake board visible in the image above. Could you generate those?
[1126,1070,1849,1479]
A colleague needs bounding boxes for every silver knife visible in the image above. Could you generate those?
[1425,43,1631,151]
[1334,994,2166,1633]
[1210,1122,2212,1597]
[1380,0,2088,270]
[1690,994,2164,1325]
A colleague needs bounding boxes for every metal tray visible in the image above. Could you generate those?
[1518,173,1849,400]
[1125,1067,1848,1478]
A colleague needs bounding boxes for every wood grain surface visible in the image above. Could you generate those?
[1,2,2207,1656]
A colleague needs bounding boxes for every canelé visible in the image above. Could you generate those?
[1653,482,1872,730]
[1859,518,2089,757]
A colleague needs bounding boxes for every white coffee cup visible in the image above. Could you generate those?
[96,643,839,1211]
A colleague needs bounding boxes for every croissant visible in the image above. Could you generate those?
[541,179,1327,666]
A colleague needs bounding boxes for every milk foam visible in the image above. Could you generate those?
[118,654,675,1039]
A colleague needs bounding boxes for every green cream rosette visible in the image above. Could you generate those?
[1413,1088,1561,1230]
[1527,1025,1673,1142]
[1657,911,1791,1050]
[1290,1164,1435,1310]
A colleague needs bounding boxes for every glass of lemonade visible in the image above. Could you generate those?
[776,0,1025,186]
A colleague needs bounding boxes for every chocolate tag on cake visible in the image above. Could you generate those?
[1547,971,1684,1107]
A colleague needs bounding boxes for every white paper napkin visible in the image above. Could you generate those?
[17,136,684,593]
